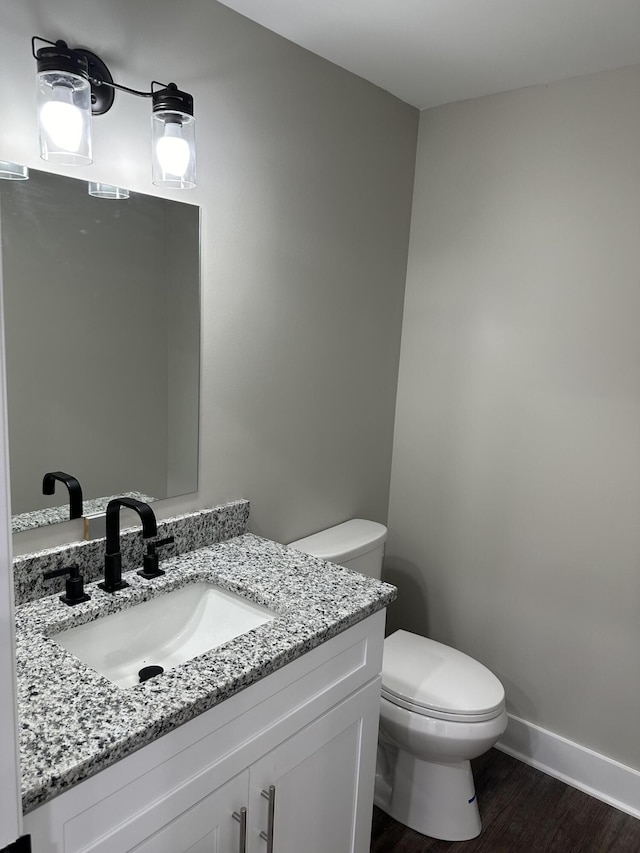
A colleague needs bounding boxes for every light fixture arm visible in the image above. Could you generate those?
[98,79,153,100]
[94,79,189,105]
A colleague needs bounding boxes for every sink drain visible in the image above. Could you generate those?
[139,665,164,683]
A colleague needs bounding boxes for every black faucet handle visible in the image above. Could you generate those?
[138,536,175,580]
[43,563,80,581]
[149,536,175,553]
[43,564,91,606]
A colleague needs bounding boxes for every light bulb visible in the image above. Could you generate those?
[156,123,190,177]
[37,71,92,165]
[40,93,84,152]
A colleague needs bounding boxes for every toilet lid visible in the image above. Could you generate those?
[381,631,505,720]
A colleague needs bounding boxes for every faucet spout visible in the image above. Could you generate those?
[99,498,158,593]
[42,471,83,519]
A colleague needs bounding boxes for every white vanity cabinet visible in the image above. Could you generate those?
[24,611,384,853]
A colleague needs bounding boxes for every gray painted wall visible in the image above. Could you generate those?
[388,65,640,770]
[1,0,417,552]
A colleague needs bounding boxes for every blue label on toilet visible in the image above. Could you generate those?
[468,794,476,804]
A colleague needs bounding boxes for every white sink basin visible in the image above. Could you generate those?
[53,582,276,688]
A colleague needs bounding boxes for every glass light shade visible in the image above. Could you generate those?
[0,161,29,180]
[88,182,130,199]
[151,111,196,189]
[37,70,92,165]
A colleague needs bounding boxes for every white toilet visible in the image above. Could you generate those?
[288,519,508,842]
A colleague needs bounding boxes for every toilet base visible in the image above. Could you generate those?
[375,748,482,841]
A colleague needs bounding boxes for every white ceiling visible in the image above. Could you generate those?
[216,0,640,109]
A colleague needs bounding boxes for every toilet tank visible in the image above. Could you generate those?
[288,519,387,580]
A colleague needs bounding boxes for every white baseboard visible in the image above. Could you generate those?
[496,713,640,820]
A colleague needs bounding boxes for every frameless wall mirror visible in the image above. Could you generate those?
[0,168,200,533]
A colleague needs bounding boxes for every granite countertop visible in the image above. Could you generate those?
[16,532,396,814]
[11,491,155,534]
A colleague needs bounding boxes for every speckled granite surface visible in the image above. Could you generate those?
[11,492,156,534]
[14,500,250,605]
[16,533,396,814]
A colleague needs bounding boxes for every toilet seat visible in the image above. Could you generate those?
[380,689,503,723]
[382,631,505,724]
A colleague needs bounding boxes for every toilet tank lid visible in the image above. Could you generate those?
[288,519,387,563]
[382,630,505,717]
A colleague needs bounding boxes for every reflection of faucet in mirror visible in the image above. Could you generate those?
[99,497,158,593]
[42,471,83,520]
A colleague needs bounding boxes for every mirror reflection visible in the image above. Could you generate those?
[0,168,200,533]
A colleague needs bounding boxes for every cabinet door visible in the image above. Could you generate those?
[248,679,380,853]
[88,770,249,853]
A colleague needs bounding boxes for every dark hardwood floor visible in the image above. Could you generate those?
[370,749,640,852]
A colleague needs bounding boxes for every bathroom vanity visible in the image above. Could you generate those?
[16,520,395,853]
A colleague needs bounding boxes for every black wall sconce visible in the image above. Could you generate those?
[32,36,196,189]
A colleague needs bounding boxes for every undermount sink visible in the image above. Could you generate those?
[53,582,277,688]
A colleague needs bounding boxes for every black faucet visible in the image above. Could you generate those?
[42,471,83,519]
[99,497,158,593]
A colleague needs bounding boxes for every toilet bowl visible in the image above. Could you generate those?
[375,630,507,840]
[288,520,507,842]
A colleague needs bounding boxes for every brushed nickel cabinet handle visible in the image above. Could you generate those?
[232,806,247,853]
[259,785,276,852]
